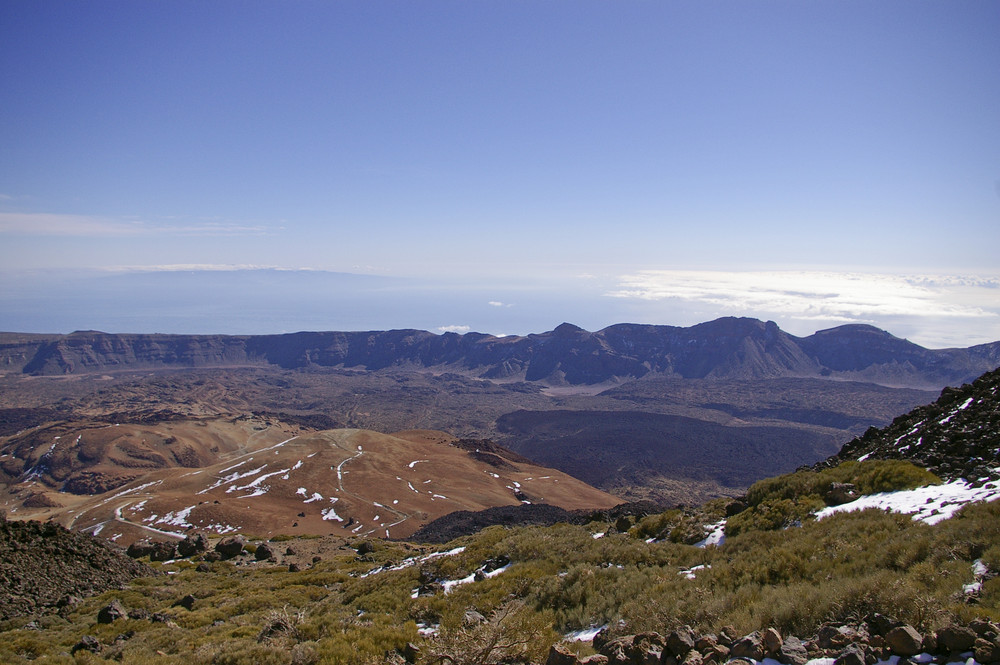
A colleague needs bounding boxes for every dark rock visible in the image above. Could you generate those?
[113,630,135,644]
[483,554,511,572]
[867,614,901,637]
[56,594,81,608]
[356,540,376,556]
[593,627,613,651]
[255,542,274,561]
[400,641,421,664]
[778,635,808,665]
[97,599,128,624]
[177,532,209,557]
[974,638,1000,664]
[285,546,296,555]
[151,612,171,623]
[416,581,443,596]
[196,562,212,573]
[969,620,1000,639]
[127,608,150,620]
[885,625,923,656]
[725,500,747,517]
[826,482,859,505]
[214,535,246,560]
[681,651,704,665]
[937,625,977,652]
[203,551,222,562]
[834,644,867,665]
[598,636,631,665]
[818,625,856,650]
[288,563,301,572]
[149,540,177,562]
[72,635,102,654]
[126,540,155,559]
[173,594,196,610]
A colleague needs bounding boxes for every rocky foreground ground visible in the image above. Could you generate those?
[549,618,1000,665]
[0,512,152,621]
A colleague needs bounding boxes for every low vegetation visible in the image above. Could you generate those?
[726,459,941,536]
[1,459,998,664]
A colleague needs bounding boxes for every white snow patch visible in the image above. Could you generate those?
[362,546,466,578]
[443,562,510,594]
[304,492,324,503]
[696,520,727,548]
[592,532,605,539]
[296,487,307,496]
[565,625,607,642]
[417,623,439,637]
[816,477,1000,525]
[258,435,299,453]
[199,464,267,495]
[157,505,196,528]
[219,459,251,474]
[408,459,428,468]
[679,564,710,579]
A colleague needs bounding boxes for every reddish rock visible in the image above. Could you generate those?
[546,643,579,665]
[885,625,923,656]
[731,632,764,661]
[763,628,783,655]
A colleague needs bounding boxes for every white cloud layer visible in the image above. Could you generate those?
[437,325,471,334]
[608,270,1000,347]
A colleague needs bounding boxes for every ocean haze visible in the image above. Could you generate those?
[2,267,998,349]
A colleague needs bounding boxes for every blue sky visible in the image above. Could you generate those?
[1,1,998,347]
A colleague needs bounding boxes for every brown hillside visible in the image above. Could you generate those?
[0,416,619,545]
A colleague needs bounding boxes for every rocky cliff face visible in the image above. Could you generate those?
[820,365,1000,482]
[10,318,1000,388]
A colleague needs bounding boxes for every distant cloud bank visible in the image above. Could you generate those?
[608,270,1000,348]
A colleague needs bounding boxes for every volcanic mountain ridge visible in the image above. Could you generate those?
[4,317,998,388]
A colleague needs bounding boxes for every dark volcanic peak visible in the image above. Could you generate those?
[6,318,999,389]
[822,366,1000,482]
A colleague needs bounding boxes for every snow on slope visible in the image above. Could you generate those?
[816,474,1000,525]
